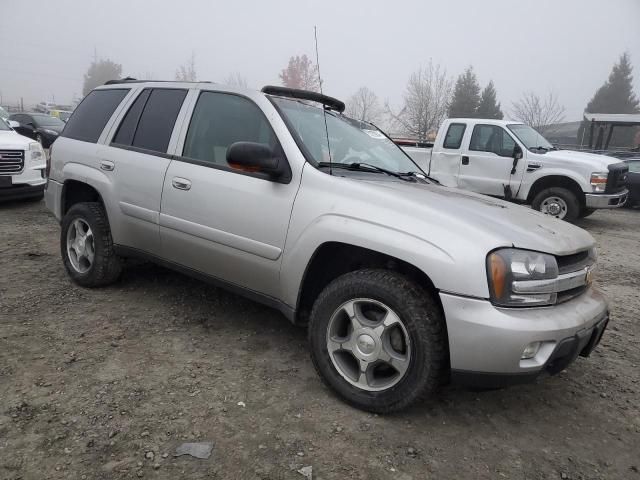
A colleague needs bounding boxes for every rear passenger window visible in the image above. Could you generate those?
[112,89,151,146]
[129,89,187,153]
[182,92,278,167]
[62,89,129,143]
[442,123,466,149]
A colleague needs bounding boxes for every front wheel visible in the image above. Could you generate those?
[60,202,122,287]
[308,269,448,413]
[531,187,581,222]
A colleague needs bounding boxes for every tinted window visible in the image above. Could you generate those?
[112,89,151,146]
[62,89,129,143]
[469,124,516,157]
[443,123,466,149]
[183,92,277,167]
[628,161,640,173]
[131,89,187,153]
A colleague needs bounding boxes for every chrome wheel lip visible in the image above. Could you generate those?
[540,196,568,219]
[66,218,95,274]
[326,298,411,392]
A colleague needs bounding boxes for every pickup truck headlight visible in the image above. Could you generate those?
[590,172,608,193]
[487,248,559,307]
[29,142,45,162]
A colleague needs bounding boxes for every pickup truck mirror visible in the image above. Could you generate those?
[227,141,286,179]
[513,144,523,160]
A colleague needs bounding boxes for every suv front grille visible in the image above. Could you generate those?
[0,150,25,175]
[606,162,629,194]
[555,250,596,303]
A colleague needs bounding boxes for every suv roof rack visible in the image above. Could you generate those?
[104,77,211,85]
[261,85,345,113]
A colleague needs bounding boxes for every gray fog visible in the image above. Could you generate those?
[1,0,638,121]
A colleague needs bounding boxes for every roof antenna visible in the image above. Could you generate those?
[314,26,332,175]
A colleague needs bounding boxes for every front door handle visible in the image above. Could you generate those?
[461,156,470,165]
[100,160,115,171]
[172,177,192,191]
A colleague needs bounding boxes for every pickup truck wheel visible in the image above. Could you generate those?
[308,269,447,413]
[60,202,122,287]
[531,187,580,221]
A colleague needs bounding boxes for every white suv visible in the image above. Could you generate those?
[0,117,46,201]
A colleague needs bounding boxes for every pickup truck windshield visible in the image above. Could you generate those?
[272,97,419,174]
[507,124,554,151]
[0,118,11,131]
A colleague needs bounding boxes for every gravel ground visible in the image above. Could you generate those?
[1,201,639,480]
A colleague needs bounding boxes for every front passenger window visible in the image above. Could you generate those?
[182,92,278,167]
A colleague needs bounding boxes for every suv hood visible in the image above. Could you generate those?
[361,178,594,256]
[537,149,619,170]
[0,129,33,149]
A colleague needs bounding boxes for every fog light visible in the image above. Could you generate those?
[521,342,541,360]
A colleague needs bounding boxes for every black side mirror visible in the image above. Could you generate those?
[227,142,288,181]
[513,144,523,160]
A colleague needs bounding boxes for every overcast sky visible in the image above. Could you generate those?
[1,0,638,121]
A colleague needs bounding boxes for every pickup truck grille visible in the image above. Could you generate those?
[606,162,629,194]
[0,150,25,174]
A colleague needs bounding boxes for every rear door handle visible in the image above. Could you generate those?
[100,160,115,171]
[172,177,192,191]
[461,156,470,165]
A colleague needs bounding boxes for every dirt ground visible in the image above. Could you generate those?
[1,201,639,480]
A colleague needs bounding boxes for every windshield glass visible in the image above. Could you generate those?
[507,124,554,150]
[33,115,65,127]
[272,97,421,174]
[628,161,640,173]
[0,117,11,131]
[0,106,9,120]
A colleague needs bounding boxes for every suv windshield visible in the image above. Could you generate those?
[272,97,420,174]
[0,106,9,121]
[0,117,11,131]
[33,115,65,127]
[507,124,554,151]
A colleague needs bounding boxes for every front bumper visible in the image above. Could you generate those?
[441,287,609,387]
[585,189,628,209]
[0,181,45,201]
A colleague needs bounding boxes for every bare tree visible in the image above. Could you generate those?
[387,60,453,140]
[511,91,565,131]
[345,87,381,123]
[175,52,197,82]
[223,72,248,88]
[279,55,320,92]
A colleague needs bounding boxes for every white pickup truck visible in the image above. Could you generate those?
[401,119,629,221]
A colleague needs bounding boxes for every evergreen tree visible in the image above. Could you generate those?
[579,53,639,147]
[448,66,481,118]
[476,81,503,119]
[83,59,122,96]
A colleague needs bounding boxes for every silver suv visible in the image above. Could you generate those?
[45,81,609,412]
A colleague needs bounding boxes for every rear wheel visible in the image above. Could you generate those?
[308,269,447,413]
[531,187,581,222]
[60,202,122,287]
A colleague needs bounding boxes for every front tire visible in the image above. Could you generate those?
[308,269,448,413]
[531,187,581,222]
[60,202,122,287]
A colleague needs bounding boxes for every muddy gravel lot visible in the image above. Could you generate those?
[1,201,639,480]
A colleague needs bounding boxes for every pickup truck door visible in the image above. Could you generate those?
[100,87,189,257]
[429,122,467,187]
[159,91,299,298]
[458,124,518,197]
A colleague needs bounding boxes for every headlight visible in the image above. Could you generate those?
[43,129,59,136]
[487,248,559,307]
[29,142,45,162]
[590,172,608,193]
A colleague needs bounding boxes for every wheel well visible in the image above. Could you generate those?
[296,242,441,326]
[527,176,585,206]
[61,180,103,215]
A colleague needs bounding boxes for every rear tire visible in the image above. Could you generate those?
[60,202,122,287]
[531,187,581,222]
[308,269,448,413]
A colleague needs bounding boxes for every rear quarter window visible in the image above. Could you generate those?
[61,89,129,143]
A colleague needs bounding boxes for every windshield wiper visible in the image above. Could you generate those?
[399,171,441,184]
[530,146,556,152]
[317,162,414,181]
